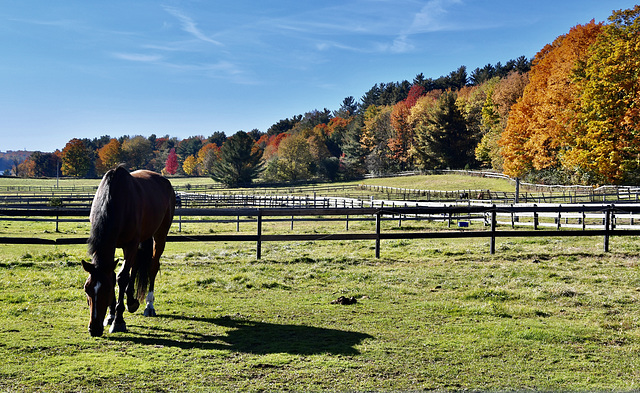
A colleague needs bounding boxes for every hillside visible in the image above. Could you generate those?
[0,151,31,173]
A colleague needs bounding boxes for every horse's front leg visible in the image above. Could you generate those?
[110,248,136,333]
[104,272,117,327]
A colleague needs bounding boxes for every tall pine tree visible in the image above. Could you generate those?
[210,131,263,187]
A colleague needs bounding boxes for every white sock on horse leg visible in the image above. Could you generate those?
[146,291,155,308]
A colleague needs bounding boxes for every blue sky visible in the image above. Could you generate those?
[1,0,638,152]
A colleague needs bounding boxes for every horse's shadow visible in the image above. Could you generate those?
[107,314,373,356]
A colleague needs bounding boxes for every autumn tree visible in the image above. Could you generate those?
[210,131,263,187]
[197,143,219,175]
[164,148,179,175]
[95,139,122,175]
[261,133,289,161]
[61,138,92,177]
[564,7,640,183]
[499,21,602,178]
[404,84,426,108]
[182,155,198,176]
[17,158,35,177]
[389,100,413,169]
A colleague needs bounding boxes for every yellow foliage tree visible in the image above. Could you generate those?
[564,6,640,183]
[182,155,198,176]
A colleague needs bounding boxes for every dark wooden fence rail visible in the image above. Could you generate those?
[2,204,639,258]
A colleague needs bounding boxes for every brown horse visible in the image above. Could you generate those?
[82,166,175,337]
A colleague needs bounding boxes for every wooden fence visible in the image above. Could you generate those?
[2,204,640,258]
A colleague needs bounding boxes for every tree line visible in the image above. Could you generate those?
[10,6,640,186]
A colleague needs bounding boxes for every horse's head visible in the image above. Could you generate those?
[82,260,115,337]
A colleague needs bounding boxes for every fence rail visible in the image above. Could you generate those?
[1,204,638,258]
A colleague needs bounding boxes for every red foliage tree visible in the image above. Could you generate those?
[165,148,179,175]
[405,84,426,108]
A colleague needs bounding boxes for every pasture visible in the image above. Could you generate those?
[1,235,640,391]
[2,174,640,391]
[0,173,516,194]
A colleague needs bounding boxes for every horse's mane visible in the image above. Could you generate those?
[87,166,130,260]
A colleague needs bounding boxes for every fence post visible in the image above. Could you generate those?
[533,204,539,230]
[603,205,612,252]
[510,204,515,229]
[490,205,496,255]
[256,211,263,260]
[375,210,381,259]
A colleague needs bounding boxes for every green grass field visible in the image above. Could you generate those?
[2,233,640,391]
[2,174,639,391]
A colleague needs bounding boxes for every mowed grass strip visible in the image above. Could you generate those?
[1,235,640,392]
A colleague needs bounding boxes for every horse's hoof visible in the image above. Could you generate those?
[109,321,127,333]
[127,299,140,313]
[143,307,156,317]
[104,315,115,327]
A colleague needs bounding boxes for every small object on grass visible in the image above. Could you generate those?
[331,296,357,305]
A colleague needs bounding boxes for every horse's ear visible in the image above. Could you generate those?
[82,260,95,273]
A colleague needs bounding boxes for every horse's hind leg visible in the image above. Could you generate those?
[127,238,153,313]
[144,236,165,317]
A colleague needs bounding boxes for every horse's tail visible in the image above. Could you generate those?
[134,238,154,302]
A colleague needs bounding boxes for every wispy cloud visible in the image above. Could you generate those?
[163,6,223,46]
[112,52,164,62]
[373,0,465,54]
[406,0,464,34]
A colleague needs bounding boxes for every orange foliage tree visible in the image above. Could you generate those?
[499,21,602,178]
[95,139,122,175]
[389,100,413,168]
[197,143,219,175]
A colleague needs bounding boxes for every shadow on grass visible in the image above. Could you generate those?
[107,314,373,356]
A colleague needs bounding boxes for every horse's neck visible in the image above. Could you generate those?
[94,249,117,271]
